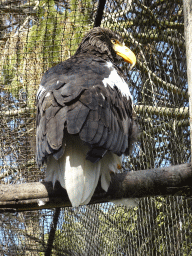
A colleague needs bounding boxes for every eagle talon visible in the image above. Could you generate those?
[117,164,122,170]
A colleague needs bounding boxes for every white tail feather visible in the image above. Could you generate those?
[45,135,121,207]
[65,159,85,207]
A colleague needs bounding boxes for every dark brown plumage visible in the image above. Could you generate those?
[36,27,137,207]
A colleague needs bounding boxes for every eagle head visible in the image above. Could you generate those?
[74,27,136,68]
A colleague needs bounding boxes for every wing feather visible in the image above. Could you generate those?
[67,102,90,134]
[79,117,99,142]
[45,106,60,121]
[98,126,108,147]
[91,121,104,144]
[36,56,134,166]
[46,108,67,149]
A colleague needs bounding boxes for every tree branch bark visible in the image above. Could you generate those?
[137,60,188,99]
[0,104,188,119]
[135,105,189,119]
[0,163,192,212]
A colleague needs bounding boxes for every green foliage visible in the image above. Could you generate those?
[1,0,93,107]
[25,0,93,67]
[26,0,69,67]
[69,0,93,53]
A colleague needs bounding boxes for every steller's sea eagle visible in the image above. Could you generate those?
[36,27,137,207]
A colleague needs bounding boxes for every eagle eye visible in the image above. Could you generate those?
[111,39,116,44]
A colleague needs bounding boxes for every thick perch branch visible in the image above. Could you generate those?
[0,163,192,212]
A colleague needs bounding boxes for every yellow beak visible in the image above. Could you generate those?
[112,43,136,69]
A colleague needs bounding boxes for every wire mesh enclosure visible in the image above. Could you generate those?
[0,0,191,255]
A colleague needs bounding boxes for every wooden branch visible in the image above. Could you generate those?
[0,104,188,120]
[136,1,184,30]
[0,163,192,212]
[0,107,35,117]
[133,31,184,48]
[94,0,106,27]
[139,119,189,139]
[135,105,189,119]
[45,208,61,256]
[0,6,37,16]
[137,60,188,99]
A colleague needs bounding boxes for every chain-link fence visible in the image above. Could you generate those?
[0,0,191,255]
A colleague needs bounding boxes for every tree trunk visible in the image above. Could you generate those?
[183,0,192,161]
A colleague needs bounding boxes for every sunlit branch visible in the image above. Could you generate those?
[135,105,188,119]
[0,163,191,212]
[0,107,35,117]
[137,60,188,99]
